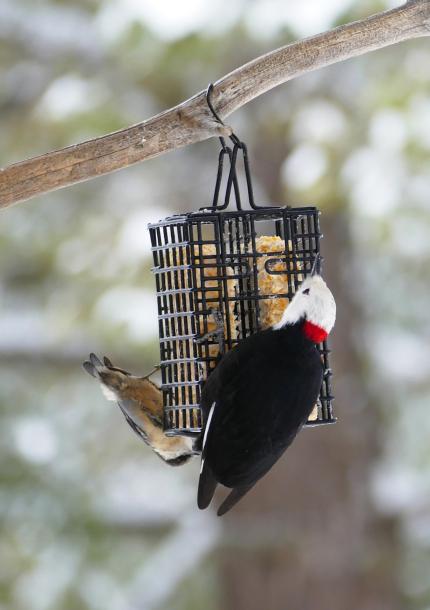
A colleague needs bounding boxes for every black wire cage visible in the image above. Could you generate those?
[149,138,335,437]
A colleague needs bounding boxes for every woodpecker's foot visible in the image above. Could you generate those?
[195,309,225,355]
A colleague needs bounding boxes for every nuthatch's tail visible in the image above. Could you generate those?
[83,353,197,466]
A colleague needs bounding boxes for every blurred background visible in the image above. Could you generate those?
[1,0,430,608]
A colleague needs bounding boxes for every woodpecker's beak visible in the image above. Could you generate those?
[310,253,320,277]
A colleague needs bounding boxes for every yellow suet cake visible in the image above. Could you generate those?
[172,244,237,425]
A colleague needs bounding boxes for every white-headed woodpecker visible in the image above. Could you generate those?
[197,263,336,516]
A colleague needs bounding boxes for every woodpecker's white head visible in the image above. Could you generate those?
[272,274,336,342]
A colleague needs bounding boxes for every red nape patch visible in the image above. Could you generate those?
[303,320,328,343]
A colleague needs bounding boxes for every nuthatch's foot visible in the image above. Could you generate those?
[83,353,197,466]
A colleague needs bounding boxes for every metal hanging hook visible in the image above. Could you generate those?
[206,84,240,148]
[205,83,265,211]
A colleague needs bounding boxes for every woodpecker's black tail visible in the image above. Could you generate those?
[217,484,255,516]
[197,461,218,510]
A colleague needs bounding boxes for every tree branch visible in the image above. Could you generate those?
[1,0,429,209]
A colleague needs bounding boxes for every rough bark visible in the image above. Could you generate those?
[1,0,429,208]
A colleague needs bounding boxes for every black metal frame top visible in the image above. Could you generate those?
[204,83,277,212]
[148,205,322,226]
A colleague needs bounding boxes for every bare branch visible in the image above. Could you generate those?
[1,0,429,209]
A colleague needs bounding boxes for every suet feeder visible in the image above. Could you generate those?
[149,89,335,437]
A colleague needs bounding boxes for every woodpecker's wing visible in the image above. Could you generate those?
[198,327,323,511]
[197,345,269,511]
[83,353,196,466]
[199,441,255,514]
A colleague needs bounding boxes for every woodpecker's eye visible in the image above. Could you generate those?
[302,288,310,295]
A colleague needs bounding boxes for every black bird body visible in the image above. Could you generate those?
[198,321,323,513]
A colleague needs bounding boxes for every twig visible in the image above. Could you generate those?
[0,0,429,209]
